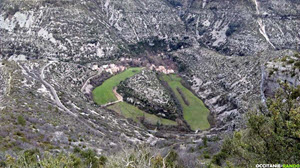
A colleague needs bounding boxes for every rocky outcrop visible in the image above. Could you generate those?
[263,53,300,97]
[173,0,300,56]
[117,70,181,120]
[0,0,185,61]
[1,0,300,61]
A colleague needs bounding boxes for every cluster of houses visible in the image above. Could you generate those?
[92,64,126,74]
[148,64,175,74]
[91,63,175,75]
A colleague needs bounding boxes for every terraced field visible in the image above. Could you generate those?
[161,74,210,131]
[92,67,142,105]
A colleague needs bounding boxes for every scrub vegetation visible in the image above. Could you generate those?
[211,83,300,167]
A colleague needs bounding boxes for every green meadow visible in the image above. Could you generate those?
[93,67,208,129]
[161,74,210,130]
[92,67,142,105]
[108,102,177,126]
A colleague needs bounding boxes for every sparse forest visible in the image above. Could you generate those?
[212,83,300,167]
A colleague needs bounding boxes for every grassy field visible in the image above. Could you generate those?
[93,67,142,105]
[161,74,210,130]
[108,102,177,126]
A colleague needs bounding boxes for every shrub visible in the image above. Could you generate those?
[2,146,187,168]
[294,61,300,68]
[287,59,294,64]
[281,56,287,62]
[70,154,82,167]
[212,151,227,166]
[17,115,26,126]
[7,5,19,16]
[166,150,178,167]
[203,151,210,159]
[212,83,300,167]
[152,155,164,168]
[178,63,187,72]
[226,23,240,36]
[79,149,99,168]
[203,136,208,147]
[99,156,107,166]
[269,70,274,77]
[188,147,195,153]
[27,149,39,158]
[73,146,81,153]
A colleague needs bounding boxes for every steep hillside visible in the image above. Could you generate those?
[0,0,300,167]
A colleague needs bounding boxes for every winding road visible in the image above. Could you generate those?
[40,61,78,117]
[18,61,106,136]
[81,70,101,94]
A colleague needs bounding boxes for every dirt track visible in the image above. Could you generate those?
[101,87,123,107]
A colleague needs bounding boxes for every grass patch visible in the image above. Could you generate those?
[177,87,189,106]
[92,68,142,105]
[108,102,177,126]
[160,74,210,130]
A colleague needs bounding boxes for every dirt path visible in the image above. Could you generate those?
[81,71,101,93]
[113,87,123,101]
[101,87,123,107]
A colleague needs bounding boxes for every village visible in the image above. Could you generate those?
[91,62,175,75]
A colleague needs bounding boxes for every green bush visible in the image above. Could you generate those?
[2,147,187,168]
[203,136,208,147]
[99,155,107,166]
[24,149,40,164]
[281,56,287,62]
[269,70,274,77]
[294,61,300,68]
[166,150,179,168]
[212,151,227,166]
[287,59,295,64]
[79,149,101,168]
[17,115,26,126]
[212,83,300,167]
[203,151,211,159]
[73,146,81,153]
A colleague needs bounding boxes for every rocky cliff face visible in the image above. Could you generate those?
[263,52,300,97]
[0,0,300,158]
[172,0,300,55]
[0,0,185,61]
[1,0,299,61]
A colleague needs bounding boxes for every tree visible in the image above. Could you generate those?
[213,83,300,167]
